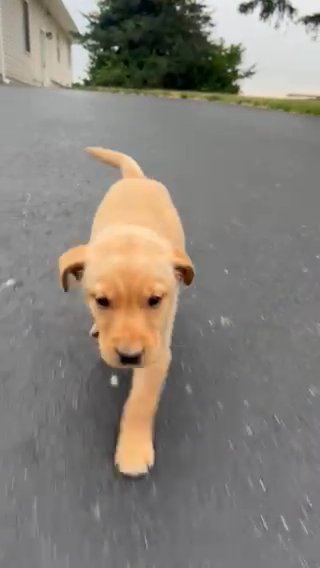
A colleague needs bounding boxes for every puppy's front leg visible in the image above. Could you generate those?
[115,351,171,477]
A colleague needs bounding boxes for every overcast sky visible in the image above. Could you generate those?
[64,0,320,96]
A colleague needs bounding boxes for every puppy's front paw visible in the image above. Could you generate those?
[115,431,155,477]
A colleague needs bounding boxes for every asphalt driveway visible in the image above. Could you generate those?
[0,86,320,568]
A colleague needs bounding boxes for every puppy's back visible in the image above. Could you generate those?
[91,177,185,250]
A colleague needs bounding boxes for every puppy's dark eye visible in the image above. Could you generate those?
[148,295,162,308]
[96,297,110,308]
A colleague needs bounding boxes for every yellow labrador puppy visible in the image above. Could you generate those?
[59,148,194,476]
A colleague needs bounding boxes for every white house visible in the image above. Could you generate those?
[0,0,78,87]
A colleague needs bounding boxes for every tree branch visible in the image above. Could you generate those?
[239,0,297,21]
[300,13,320,32]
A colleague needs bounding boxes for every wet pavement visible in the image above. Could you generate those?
[0,86,320,567]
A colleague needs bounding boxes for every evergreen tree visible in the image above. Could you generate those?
[81,0,254,92]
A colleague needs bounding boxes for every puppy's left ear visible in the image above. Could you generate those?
[58,245,87,292]
[173,249,195,286]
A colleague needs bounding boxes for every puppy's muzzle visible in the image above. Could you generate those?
[116,349,144,367]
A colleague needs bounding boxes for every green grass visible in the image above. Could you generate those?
[73,85,320,116]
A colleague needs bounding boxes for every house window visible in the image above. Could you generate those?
[22,1,31,53]
[57,33,61,62]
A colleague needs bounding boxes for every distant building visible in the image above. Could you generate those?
[287,93,320,100]
[0,0,78,87]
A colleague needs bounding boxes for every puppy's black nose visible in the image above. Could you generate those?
[117,350,143,366]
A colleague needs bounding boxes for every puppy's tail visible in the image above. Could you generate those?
[85,147,144,179]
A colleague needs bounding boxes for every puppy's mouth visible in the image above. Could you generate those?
[92,332,155,368]
[108,359,145,370]
[100,348,147,369]
[116,349,145,368]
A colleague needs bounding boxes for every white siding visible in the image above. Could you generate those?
[2,0,72,87]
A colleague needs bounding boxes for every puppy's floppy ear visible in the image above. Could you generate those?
[173,249,195,286]
[58,245,87,292]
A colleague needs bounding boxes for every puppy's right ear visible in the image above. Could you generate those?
[58,245,87,292]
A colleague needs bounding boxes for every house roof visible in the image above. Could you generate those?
[41,0,79,37]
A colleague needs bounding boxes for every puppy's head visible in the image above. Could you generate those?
[59,228,194,368]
